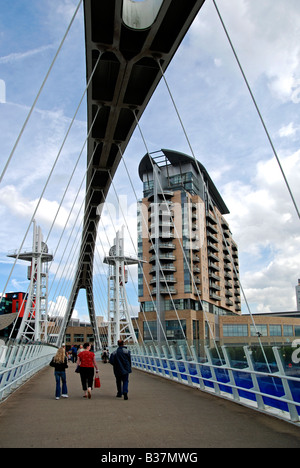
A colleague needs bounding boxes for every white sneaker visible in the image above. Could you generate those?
[61,394,69,398]
[55,397,60,400]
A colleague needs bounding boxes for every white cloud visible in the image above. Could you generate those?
[0,185,75,230]
[279,122,300,138]
[189,0,300,104]
[0,45,55,65]
[48,295,78,319]
[224,150,300,313]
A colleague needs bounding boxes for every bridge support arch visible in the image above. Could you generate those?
[58,0,206,349]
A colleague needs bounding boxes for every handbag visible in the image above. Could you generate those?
[94,375,101,388]
[75,365,80,373]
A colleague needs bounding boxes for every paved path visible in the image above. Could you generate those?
[0,361,300,448]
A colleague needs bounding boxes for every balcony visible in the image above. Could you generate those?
[206,221,218,234]
[151,287,177,296]
[206,212,217,224]
[207,242,219,253]
[207,231,218,243]
[149,253,176,263]
[149,242,176,253]
[161,287,177,295]
[148,190,174,201]
[150,265,177,274]
[150,276,177,285]
[160,264,177,272]
[208,262,220,272]
[210,279,221,289]
[210,291,221,301]
[209,272,221,281]
[208,252,219,262]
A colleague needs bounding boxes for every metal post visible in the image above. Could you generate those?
[273,347,299,422]
[221,346,240,402]
[205,346,221,395]
[244,346,265,411]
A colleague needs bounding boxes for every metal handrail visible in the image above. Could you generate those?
[130,344,300,424]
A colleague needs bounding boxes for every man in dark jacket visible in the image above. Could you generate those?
[109,340,132,400]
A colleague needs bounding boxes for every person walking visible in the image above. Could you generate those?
[71,344,78,363]
[77,342,99,399]
[109,340,132,400]
[50,347,69,400]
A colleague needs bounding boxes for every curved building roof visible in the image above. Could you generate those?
[139,149,229,215]
[0,313,17,331]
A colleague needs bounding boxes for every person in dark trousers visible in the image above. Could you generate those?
[109,340,132,400]
[71,344,78,363]
[50,347,69,400]
[77,342,99,399]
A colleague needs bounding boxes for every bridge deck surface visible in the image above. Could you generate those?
[0,360,300,448]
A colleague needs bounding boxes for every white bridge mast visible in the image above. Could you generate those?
[8,221,53,342]
[104,227,139,348]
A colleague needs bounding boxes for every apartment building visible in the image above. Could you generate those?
[136,149,241,346]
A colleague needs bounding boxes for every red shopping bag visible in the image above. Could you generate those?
[94,375,101,388]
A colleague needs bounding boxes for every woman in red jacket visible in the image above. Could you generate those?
[77,343,99,399]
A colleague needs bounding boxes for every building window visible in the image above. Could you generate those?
[283,325,293,337]
[295,326,300,337]
[142,301,156,312]
[143,320,186,341]
[193,320,199,340]
[166,320,186,340]
[223,324,248,337]
[74,334,84,343]
[269,325,282,337]
[143,321,157,341]
[250,325,268,337]
[65,334,71,343]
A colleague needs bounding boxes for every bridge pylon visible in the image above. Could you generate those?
[8,220,53,342]
[104,227,139,348]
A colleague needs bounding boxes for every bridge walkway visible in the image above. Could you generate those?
[0,360,300,448]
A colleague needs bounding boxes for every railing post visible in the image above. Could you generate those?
[170,345,182,383]
[205,346,220,395]
[179,345,192,385]
[272,347,299,422]
[149,345,158,374]
[141,344,149,372]
[221,346,240,402]
[162,345,172,379]
[243,346,265,411]
[155,345,167,377]
[190,345,205,390]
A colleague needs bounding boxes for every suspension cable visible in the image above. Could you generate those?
[1,52,101,308]
[132,114,223,359]
[0,0,83,185]
[156,59,272,369]
[213,0,300,221]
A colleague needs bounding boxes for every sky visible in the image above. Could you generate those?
[0,0,299,323]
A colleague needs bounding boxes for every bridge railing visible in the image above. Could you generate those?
[0,340,56,401]
[130,344,300,424]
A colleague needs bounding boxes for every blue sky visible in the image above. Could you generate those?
[0,0,300,322]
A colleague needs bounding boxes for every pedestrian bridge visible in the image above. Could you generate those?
[0,359,300,449]
[1,0,300,451]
